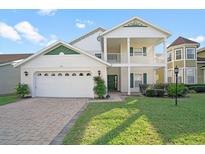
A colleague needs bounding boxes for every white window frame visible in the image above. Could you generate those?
[177,68,184,83]
[167,52,172,62]
[133,48,143,56]
[175,48,182,60]
[168,70,173,83]
[186,48,196,60]
[185,67,196,84]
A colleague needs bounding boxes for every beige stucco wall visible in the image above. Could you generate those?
[0,64,20,95]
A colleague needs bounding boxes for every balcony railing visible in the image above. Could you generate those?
[107,53,121,63]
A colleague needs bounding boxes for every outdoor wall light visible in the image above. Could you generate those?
[24,71,28,76]
[98,70,101,76]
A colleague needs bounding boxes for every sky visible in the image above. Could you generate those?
[0,9,205,54]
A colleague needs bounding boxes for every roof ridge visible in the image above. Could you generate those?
[69,27,106,44]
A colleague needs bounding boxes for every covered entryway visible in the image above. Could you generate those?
[107,75,118,92]
[35,71,94,98]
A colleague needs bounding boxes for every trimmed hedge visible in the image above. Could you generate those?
[140,83,188,97]
[185,84,205,93]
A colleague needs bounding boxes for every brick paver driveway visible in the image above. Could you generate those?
[0,98,88,145]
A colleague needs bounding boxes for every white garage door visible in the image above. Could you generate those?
[35,72,94,98]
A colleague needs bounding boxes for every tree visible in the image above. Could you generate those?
[93,76,106,99]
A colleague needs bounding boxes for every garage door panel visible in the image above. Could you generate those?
[35,72,94,98]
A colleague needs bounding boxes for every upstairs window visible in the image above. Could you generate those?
[167,52,172,62]
[133,48,143,56]
[175,49,182,60]
[186,48,196,59]
[95,53,102,59]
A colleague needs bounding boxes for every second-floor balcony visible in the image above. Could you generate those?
[107,53,121,63]
[106,52,165,66]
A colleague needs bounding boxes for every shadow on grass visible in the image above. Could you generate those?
[64,94,205,144]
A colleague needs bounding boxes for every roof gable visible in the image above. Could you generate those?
[45,45,80,55]
[168,36,200,48]
[15,41,110,67]
[99,16,171,38]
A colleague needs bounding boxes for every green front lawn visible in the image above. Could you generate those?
[0,95,19,106]
[63,94,205,145]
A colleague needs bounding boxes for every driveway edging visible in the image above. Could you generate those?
[49,100,89,145]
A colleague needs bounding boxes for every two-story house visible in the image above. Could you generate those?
[15,16,171,98]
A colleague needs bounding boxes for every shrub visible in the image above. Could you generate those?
[145,89,165,97]
[93,76,106,99]
[139,84,149,95]
[186,84,205,93]
[154,83,168,90]
[191,86,205,93]
[167,83,188,97]
[16,83,30,98]
[156,89,165,97]
[189,89,197,93]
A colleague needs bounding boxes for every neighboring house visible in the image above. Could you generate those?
[197,47,205,83]
[0,54,32,95]
[166,36,200,84]
[15,16,171,98]
[166,36,205,84]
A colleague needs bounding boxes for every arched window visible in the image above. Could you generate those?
[79,73,84,76]
[51,73,55,76]
[86,73,91,76]
[37,73,42,76]
[72,73,76,76]
[58,73,62,76]
[44,73,48,76]
[65,73,69,76]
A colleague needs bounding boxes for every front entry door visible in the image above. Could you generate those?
[108,75,118,92]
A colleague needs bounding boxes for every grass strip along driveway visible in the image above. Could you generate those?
[64,94,205,145]
[0,95,18,106]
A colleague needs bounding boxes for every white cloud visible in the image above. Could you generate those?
[14,21,46,43]
[189,35,205,43]
[0,21,21,41]
[75,23,86,29]
[75,19,94,29]
[37,9,57,16]
[0,52,3,54]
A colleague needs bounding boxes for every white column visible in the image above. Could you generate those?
[103,37,107,61]
[163,38,168,83]
[127,38,131,95]
[153,68,156,84]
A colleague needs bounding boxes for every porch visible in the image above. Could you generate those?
[107,66,165,93]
